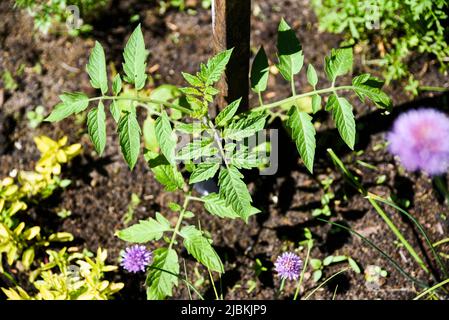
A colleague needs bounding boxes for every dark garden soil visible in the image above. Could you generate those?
[1,0,449,300]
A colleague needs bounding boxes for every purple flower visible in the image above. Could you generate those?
[387,108,449,176]
[274,252,303,280]
[120,245,152,273]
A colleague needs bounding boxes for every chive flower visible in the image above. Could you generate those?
[120,245,152,273]
[387,108,449,176]
[274,252,303,280]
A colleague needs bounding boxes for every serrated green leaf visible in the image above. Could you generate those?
[327,94,356,149]
[110,100,121,123]
[86,41,108,95]
[224,112,268,141]
[45,92,89,122]
[117,213,171,243]
[203,193,260,220]
[189,162,220,184]
[182,72,203,87]
[155,112,176,165]
[324,47,353,83]
[180,225,224,273]
[118,110,141,169]
[286,106,316,173]
[312,94,321,114]
[352,74,392,111]
[230,147,265,169]
[123,24,147,90]
[176,139,216,161]
[146,248,179,300]
[112,74,122,95]
[215,98,242,127]
[87,100,107,156]
[145,152,185,191]
[200,49,233,86]
[218,166,252,222]
[307,64,318,87]
[276,18,304,82]
[251,46,269,93]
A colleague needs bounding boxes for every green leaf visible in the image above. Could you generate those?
[155,112,176,165]
[324,47,353,83]
[307,64,318,87]
[87,100,107,156]
[118,110,141,169]
[224,112,268,141]
[145,152,185,191]
[327,94,356,149]
[117,213,171,243]
[176,139,216,161]
[112,74,122,96]
[45,92,89,122]
[199,49,233,86]
[286,106,316,173]
[215,98,242,127]
[230,147,265,169]
[146,248,179,300]
[122,24,147,90]
[110,100,121,123]
[276,18,304,82]
[203,193,260,220]
[251,46,269,93]
[181,72,203,87]
[189,162,220,184]
[311,94,321,114]
[180,226,224,273]
[218,166,253,222]
[348,257,361,273]
[352,74,392,111]
[86,41,108,95]
[143,117,159,152]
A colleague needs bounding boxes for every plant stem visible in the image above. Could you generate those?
[414,278,449,300]
[168,195,191,251]
[205,118,230,168]
[258,91,264,108]
[291,78,297,96]
[303,268,350,300]
[250,85,354,113]
[419,86,449,93]
[89,95,192,115]
[293,241,312,300]
[208,270,220,300]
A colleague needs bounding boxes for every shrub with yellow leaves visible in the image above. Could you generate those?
[0,136,81,272]
[2,247,123,300]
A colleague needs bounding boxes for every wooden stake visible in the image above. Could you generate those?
[212,0,251,114]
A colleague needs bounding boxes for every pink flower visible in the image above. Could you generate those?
[387,108,449,175]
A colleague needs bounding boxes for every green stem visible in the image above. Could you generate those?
[303,268,350,300]
[414,278,449,300]
[89,95,192,115]
[168,195,191,251]
[293,241,312,300]
[251,85,354,113]
[419,86,449,93]
[258,91,264,108]
[291,78,297,96]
